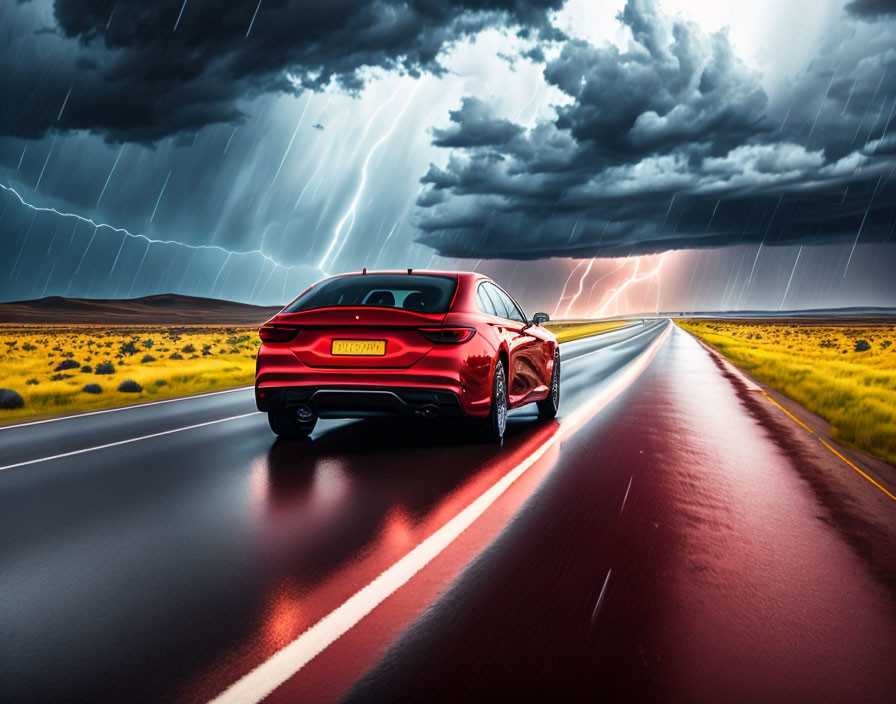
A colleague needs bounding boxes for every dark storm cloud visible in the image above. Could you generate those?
[846,0,896,17]
[0,0,562,143]
[414,0,896,259]
[432,97,524,147]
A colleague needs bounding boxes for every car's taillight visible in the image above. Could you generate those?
[259,324,299,343]
[418,327,475,344]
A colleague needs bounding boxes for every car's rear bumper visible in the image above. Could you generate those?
[255,385,468,419]
[255,337,496,418]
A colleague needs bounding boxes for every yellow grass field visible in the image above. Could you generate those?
[0,319,627,425]
[0,327,260,424]
[678,319,896,465]
[546,319,628,343]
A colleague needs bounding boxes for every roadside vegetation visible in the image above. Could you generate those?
[546,319,628,343]
[0,327,260,424]
[678,320,896,465]
[0,319,626,424]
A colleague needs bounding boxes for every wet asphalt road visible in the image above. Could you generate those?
[2,319,895,703]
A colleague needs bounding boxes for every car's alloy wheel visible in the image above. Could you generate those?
[482,360,508,441]
[537,351,560,419]
[268,409,316,439]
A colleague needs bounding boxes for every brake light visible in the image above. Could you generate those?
[418,327,475,344]
[259,324,299,343]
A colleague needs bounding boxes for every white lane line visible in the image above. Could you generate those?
[208,321,670,704]
[562,322,640,350]
[0,386,253,431]
[0,413,258,472]
[563,321,664,364]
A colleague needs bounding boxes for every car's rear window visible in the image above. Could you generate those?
[283,274,458,314]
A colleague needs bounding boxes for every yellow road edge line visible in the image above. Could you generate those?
[757,382,896,504]
[817,436,896,503]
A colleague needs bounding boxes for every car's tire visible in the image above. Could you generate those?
[479,359,508,442]
[268,409,316,439]
[537,350,560,420]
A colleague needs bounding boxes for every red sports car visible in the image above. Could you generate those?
[255,270,560,441]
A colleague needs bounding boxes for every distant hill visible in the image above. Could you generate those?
[0,294,282,325]
[673,306,896,320]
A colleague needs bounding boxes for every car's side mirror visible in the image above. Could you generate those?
[531,312,550,326]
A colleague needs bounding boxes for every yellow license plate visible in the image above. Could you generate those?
[331,339,386,356]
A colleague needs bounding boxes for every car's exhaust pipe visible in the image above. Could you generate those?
[414,404,440,419]
[295,404,315,422]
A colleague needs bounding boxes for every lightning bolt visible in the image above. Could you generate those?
[318,81,420,272]
[0,182,310,277]
[552,259,587,317]
[586,259,628,308]
[592,253,667,317]
[513,78,540,122]
[561,257,595,318]
[552,256,638,319]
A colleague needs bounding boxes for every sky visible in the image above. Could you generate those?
[1,0,895,316]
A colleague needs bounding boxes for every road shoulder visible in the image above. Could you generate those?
[681,324,896,596]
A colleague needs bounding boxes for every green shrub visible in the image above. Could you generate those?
[117,380,143,393]
[95,361,115,374]
[82,384,102,394]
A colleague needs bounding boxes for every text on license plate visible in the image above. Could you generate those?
[331,339,386,356]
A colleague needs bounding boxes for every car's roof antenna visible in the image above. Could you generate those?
[362,267,367,275]
[407,267,413,274]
